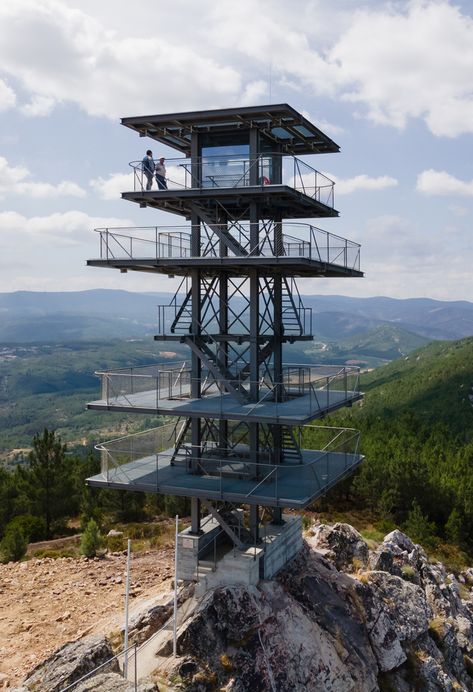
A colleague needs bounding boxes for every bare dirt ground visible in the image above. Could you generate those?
[0,548,174,688]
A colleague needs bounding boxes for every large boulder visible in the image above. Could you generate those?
[176,578,379,691]
[383,529,416,553]
[23,635,118,692]
[308,523,369,571]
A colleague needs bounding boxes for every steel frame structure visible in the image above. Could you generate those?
[86,104,363,544]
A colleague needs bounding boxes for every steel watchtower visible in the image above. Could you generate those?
[86,104,364,582]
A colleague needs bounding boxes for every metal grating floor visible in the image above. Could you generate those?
[87,447,363,509]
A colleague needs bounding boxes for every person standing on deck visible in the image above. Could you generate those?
[142,150,154,190]
[155,157,167,190]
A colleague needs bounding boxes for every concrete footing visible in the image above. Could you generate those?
[177,513,302,594]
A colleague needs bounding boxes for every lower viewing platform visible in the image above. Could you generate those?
[88,222,361,278]
[87,363,362,425]
[87,425,363,509]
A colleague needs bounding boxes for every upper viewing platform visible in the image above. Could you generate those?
[121,104,340,156]
[122,153,338,219]
[120,103,340,220]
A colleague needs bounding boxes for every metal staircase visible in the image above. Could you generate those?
[86,104,363,571]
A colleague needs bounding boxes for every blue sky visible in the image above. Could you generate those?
[0,0,472,301]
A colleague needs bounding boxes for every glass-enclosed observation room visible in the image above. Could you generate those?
[121,104,341,218]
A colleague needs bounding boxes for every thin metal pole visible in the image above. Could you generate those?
[173,514,179,657]
[134,642,137,690]
[123,538,132,679]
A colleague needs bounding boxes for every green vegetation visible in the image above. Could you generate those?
[80,519,102,558]
[0,340,186,453]
[312,336,473,558]
[0,524,27,563]
[304,323,430,367]
[2,333,473,565]
[0,426,190,561]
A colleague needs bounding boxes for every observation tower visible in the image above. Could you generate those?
[86,104,364,584]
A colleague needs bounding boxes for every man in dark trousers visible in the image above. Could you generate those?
[155,157,167,190]
[142,150,154,190]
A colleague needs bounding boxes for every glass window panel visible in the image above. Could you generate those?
[201,141,250,188]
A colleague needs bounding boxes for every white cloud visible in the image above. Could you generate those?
[333,174,398,195]
[299,212,472,300]
[21,94,55,117]
[417,169,473,196]
[0,156,86,199]
[240,80,269,106]
[330,2,473,136]
[90,173,132,200]
[0,157,28,186]
[0,78,16,111]
[1,0,472,137]
[17,180,86,198]
[0,209,135,246]
[90,162,188,199]
[0,0,242,119]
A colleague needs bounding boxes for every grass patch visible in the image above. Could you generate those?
[401,565,417,581]
[32,548,78,559]
[428,542,471,574]
[428,617,448,647]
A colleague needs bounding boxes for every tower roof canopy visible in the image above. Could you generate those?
[121,104,340,155]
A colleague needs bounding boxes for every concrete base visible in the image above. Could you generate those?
[177,516,221,581]
[260,514,303,579]
[178,512,302,595]
[196,546,263,597]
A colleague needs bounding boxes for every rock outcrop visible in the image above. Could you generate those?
[19,523,473,691]
[22,635,118,692]
[165,524,473,691]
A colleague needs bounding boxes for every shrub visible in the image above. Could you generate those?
[301,514,312,531]
[429,617,448,647]
[403,501,438,549]
[32,549,76,559]
[106,535,125,552]
[80,519,102,558]
[6,514,46,543]
[0,525,28,563]
[401,565,417,582]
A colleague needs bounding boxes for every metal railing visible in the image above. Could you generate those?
[94,222,360,272]
[127,153,335,208]
[94,362,360,419]
[94,424,362,506]
[60,641,138,691]
[156,298,312,339]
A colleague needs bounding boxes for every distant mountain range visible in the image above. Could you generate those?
[1,290,472,343]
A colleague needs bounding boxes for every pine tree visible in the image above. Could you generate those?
[0,525,27,563]
[25,429,72,538]
[80,519,102,558]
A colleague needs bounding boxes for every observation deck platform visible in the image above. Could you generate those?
[123,185,338,220]
[87,446,363,510]
[87,224,362,279]
[87,363,362,426]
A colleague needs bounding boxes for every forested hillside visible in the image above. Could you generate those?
[327,336,473,551]
[0,341,186,453]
